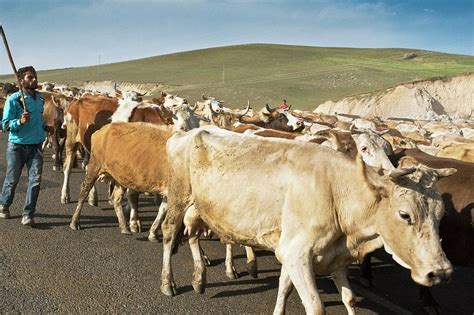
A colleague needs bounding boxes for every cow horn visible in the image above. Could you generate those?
[389,167,416,178]
[201,94,208,101]
[266,103,275,113]
[239,102,251,117]
[189,103,197,111]
[377,129,390,136]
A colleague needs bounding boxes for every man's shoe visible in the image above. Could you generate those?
[21,216,34,226]
[0,208,10,219]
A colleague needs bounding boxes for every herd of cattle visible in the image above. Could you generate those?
[1,81,473,314]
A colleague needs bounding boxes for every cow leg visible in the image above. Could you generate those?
[87,179,98,207]
[148,195,167,242]
[245,246,258,278]
[273,266,293,315]
[81,146,89,170]
[189,234,206,294]
[52,128,62,171]
[278,249,325,314]
[199,247,212,266]
[225,244,239,279]
[61,139,78,204]
[70,157,101,230]
[127,189,141,234]
[359,252,373,287]
[331,268,356,315]
[110,185,131,235]
[107,181,115,206]
[160,199,188,297]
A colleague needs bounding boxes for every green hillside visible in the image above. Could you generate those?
[1,44,473,110]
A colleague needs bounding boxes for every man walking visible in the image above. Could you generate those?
[0,66,53,226]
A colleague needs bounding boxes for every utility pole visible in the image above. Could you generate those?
[98,54,101,75]
[222,64,225,83]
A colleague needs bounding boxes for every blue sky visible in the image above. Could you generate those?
[0,0,472,74]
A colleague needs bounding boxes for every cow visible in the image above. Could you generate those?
[436,143,474,163]
[61,92,189,205]
[70,122,173,234]
[61,94,120,204]
[360,148,474,311]
[161,126,455,314]
[41,91,72,170]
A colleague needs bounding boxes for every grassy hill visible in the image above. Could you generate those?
[1,44,473,110]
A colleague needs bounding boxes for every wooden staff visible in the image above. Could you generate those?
[0,25,27,113]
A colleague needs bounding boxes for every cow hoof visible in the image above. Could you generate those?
[70,222,81,230]
[61,196,70,204]
[148,233,159,242]
[247,263,258,278]
[192,282,205,294]
[160,283,177,297]
[81,162,87,170]
[130,221,141,234]
[88,200,98,207]
[359,276,373,288]
[203,255,212,266]
[225,267,239,280]
[120,227,132,235]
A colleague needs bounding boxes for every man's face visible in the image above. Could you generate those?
[21,71,38,90]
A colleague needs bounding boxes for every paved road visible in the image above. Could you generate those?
[0,131,473,314]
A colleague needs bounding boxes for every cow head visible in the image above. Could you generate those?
[265,110,304,132]
[367,163,456,286]
[169,103,200,132]
[351,127,395,171]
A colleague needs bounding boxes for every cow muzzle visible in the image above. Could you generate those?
[426,266,453,285]
[414,264,453,286]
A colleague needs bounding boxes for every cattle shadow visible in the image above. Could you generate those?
[32,212,121,230]
[205,274,341,298]
[209,249,275,267]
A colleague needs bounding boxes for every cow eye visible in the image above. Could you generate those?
[361,146,368,153]
[398,210,412,224]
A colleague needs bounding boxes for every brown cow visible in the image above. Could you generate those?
[41,91,72,170]
[61,94,119,204]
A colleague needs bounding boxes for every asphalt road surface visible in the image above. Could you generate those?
[0,131,473,314]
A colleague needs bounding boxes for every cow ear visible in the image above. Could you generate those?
[359,157,389,198]
[434,168,457,178]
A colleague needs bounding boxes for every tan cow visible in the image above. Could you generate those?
[70,122,172,234]
[161,126,455,314]
[436,143,474,163]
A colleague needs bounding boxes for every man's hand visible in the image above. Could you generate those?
[20,112,30,125]
[44,125,55,135]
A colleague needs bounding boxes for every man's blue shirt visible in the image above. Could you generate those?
[2,91,46,144]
